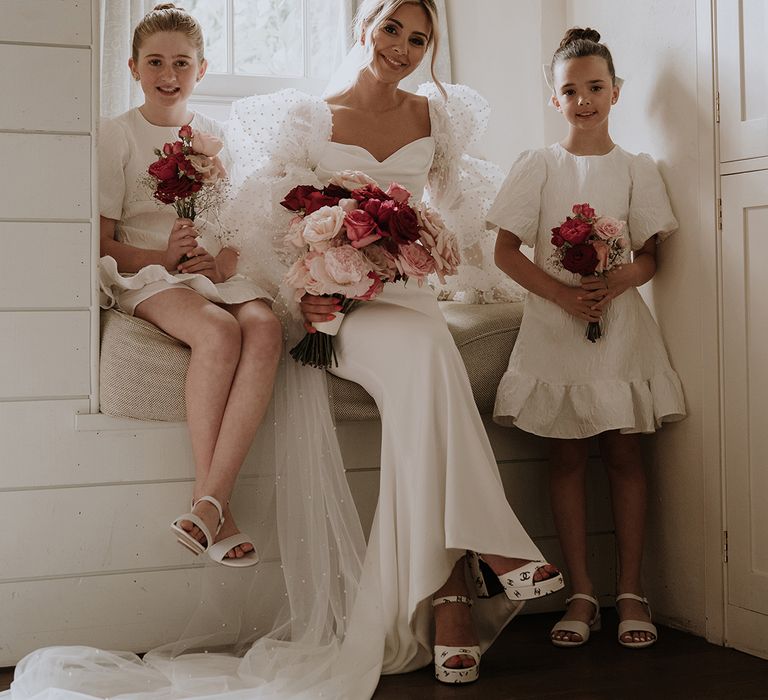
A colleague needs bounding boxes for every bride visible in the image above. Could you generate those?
[6,1,562,698]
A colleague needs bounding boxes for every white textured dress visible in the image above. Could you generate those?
[486,144,686,438]
[98,108,270,314]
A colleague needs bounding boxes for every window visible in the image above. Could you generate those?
[185,0,343,100]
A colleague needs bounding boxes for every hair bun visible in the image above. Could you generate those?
[152,3,181,11]
[559,26,601,49]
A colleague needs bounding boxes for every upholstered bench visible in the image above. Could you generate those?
[99,301,524,422]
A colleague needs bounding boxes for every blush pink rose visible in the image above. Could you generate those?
[386,182,411,204]
[362,244,399,281]
[593,216,626,240]
[284,255,316,301]
[344,210,382,249]
[328,170,379,191]
[306,245,374,298]
[415,202,459,281]
[396,242,436,284]
[302,205,345,250]
[284,215,306,249]
[187,153,227,183]
[191,130,224,157]
[592,239,610,273]
[338,198,359,212]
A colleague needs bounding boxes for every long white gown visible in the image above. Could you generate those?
[4,85,540,700]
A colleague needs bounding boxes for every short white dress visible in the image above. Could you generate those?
[486,143,686,438]
[98,108,270,314]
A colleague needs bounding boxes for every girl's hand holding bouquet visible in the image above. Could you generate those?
[550,202,629,342]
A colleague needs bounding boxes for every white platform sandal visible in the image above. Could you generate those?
[550,593,602,647]
[432,595,480,685]
[467,551,565,601]
[617,593,658,648]
[170,495,224,556]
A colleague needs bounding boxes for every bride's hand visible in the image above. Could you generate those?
[300,293,342,334]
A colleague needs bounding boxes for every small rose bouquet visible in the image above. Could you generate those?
[146,125,229,259]
[282,170,460,368]
[550,202,629,343]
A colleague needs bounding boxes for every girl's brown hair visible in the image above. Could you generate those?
[551,27,616,85]
[132,3,205,64]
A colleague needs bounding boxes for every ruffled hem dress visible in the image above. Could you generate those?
[98,108,270,314]
[486,143,686,438]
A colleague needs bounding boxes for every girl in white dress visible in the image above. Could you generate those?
[99,4,281,566]
[488,28,686,649]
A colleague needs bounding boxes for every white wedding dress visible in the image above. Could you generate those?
[4,85,538,700]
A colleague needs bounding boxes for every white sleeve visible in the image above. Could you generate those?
[485,149,547,249]
[628,153,678,249]
[98,116,130,221]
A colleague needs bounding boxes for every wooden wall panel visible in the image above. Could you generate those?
[0,134,90,220]
[0,311,90,398]
[0,224,90,308]
[0,0,91,46]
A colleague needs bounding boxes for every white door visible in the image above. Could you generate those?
[721,168,768,659]
[716,0,768,163]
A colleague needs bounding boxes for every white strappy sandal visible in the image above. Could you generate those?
[432,595,480,685]
[616,593,658,648]
[170,495,224,556]
[467,551,565,601]
[550,593,602,647]
[171,496,260,568]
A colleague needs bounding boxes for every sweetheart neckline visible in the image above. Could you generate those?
[327,136,435,164]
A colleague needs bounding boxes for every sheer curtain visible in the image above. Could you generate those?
[100,0,148,118]
[339,0,452,89]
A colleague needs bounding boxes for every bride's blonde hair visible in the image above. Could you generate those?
[354,0,446,97]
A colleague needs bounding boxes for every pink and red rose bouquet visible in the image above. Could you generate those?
[550,202,629,342]
[146,125,229,259]
[281,170,460,368]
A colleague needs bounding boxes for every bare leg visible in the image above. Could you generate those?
[599,430,655,644]
[432,557,478,669]
[548,437,594,643]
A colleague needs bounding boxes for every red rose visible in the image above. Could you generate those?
[304,191,343,215]
[562,243,598,275]
[558,217,593,244]
[281,185,323,211]
[323,184,351,200]
[572,203,595,219]
[154,176,202,204]
[551,231,565,247]
[388,203,420,244]
[355,272,385,301]
[148,153,181,182]
[351,184,392,204]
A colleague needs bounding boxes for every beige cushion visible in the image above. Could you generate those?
[99,301,524,422]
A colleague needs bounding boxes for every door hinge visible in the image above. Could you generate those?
[723,530,728,563]
[715,91,720,124]
[717,198,723,231]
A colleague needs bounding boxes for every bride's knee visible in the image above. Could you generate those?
[238,302,283,355]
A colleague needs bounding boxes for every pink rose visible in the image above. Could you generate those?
[178,124,193,140]
[338,198,359,212]
[415,203,459,281]
[554,217,593,245]
[284,215,306,249]
[191,130,224,157]
[572,203,595,219]
[386,182,411,204]
[302,205,345,250]
[362,244,398,281]
[284,255,316,301]
[593,216,626,240]
[328,170,379,191]
[187,153,226,184]
[396,242,436,284]
[306,245,374,298]
[344,210,382,249]
[592,239,610,273]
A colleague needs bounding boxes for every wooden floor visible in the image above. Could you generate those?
[2,610,768,699]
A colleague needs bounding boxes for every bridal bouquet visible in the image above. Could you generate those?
[549,202,629,342]
[282,171,460,368]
